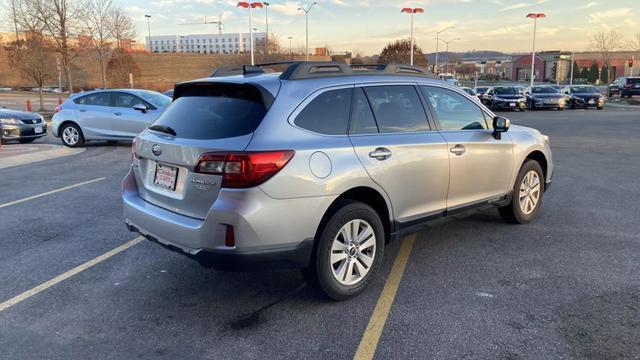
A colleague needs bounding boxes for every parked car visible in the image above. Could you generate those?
[123,62,553,300]
[0,106,47,143]
[482,86,527,111]
[162,89,174,98]
[525,86,566,110]
[438,73,461,87]
[461,87,476,96]
[607,76,640,98]
[474,86,489,100]
[52,89,171,147]
[562,85,605,110]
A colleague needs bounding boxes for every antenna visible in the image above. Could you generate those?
[178,15,223,34]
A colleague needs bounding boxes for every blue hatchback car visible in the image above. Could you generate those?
[52,89,171,147]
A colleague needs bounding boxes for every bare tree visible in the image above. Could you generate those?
[629,33,640,52]
[31,0,82,94]
[82,0,114,89]
[591,31,623,82]
[9,34,56,110]
[111,7,135,50]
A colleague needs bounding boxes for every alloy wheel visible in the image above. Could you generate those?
[330,219,376,286]
[519,170,541,215]
[62,126,79,146]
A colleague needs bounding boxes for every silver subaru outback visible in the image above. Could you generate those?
[123,62,553,300]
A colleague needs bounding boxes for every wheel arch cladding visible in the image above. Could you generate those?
[525,150,548,187]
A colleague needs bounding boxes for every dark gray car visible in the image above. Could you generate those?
[0,105,47,144]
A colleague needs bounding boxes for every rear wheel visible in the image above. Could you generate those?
[499,160,545,224]
[60,123,84,147]
[302,201,385,301]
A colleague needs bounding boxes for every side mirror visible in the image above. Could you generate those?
[133,103,148,113]
[492,116,510,140]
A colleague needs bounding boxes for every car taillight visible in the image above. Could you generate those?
[54,105,61,113]
[194,150,295,188]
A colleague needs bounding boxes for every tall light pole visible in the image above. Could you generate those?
[401,7,424,66]
[298,2,317,62]
[237,2,264,65]
[434,26,454,74]
[264,2,270,55]
[527,13,545,87]
[569,50,575,86]
[438,37,461,73]
[288,36,294,56]
[144,14,152,52]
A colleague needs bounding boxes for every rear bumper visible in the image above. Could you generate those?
[122,168,334,270]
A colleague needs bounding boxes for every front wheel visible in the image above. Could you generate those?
[60,123,84,147]
[499,160,545,224]
[302,201,385,301]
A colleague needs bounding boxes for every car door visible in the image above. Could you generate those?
[419,85,514,210]
[74,92,113,138]
[111,92,157,138]
[349,85,449,223]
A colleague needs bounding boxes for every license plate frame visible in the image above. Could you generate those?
[34,126,43,134]
[588,99,595,104]
[153,163,178,191]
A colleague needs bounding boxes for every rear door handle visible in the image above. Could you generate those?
[114,112,122,116]
[450,144,466,156]
[369,147,392,160]
[79,109,87,112]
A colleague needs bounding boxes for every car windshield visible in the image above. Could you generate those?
[134,90,172,107]
[531,87,558,94]
[571,86,599,93]
[494,87,518,95]
[629,78,640,84]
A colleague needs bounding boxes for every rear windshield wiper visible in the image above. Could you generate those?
[149,124,176,136]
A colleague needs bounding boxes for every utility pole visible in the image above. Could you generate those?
[527,13,545,87]
[401,7,424,66]
[264,2,270,55]
[145,15,152,52]
[298,2,317,62]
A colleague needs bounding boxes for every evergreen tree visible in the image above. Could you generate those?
[587,62,599,83]
[580,67,589,80]
[600,65,609,83]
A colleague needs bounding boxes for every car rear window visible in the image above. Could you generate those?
[150,83,267,140]
[628,78,640,84]
[294,88,352,135]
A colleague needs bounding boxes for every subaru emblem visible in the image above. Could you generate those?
[151,144,162,156]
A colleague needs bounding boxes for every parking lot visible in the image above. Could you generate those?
[1,107,639,359]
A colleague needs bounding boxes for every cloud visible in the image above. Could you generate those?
[589,8,633,23]
[581,1,597,9]
[499,0,549,12]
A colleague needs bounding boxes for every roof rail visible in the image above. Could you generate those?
[279,62,436,80]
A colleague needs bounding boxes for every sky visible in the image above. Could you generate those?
[120,0,637,55]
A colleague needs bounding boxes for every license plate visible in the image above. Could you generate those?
[34,126,43,133]
[589,99,595,104]
[635,84,640,88]
[509,102,516,107]
[154,163,178,191]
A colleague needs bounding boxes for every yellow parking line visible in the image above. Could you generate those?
[0,177,106,209]
[0,236,144,313]
[354,233,417,360]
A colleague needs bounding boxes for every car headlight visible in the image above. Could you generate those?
[559,98,565,104]
[0,117,20,125]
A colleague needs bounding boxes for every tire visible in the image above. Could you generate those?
[60,123,84,147]
[570,101,576,110]
[557,107,564,111]
[302,201,385,301]
[18,138,36,144]
[498,160,545,224]
[597,106,603,110]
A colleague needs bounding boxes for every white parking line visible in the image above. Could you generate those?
[0,236,144,313]
[0,177,106,209]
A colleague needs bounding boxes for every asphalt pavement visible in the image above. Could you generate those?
[0,107,638,359]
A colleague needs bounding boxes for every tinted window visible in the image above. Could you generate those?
[494,87,518,95]
[628,78,640,84]
[150,83,267,140]
[363,86,428,133]
[350,88,378,134]
[420,86,488,131]
[114,93,144,108]
[295,88,351,135]
[74,92,111,106]
[134,90,171,107]
[531,87,558,94]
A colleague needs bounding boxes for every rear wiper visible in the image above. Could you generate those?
[149,124,176,136]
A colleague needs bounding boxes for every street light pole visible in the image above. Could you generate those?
[144,14,152,52]
[264,2,270,55]
[288,36,294,56]
[237,2,264,65]
[401,7,424,66]
[438,37,461,73]
[569,50,575,86]
[298,2,317,62]
[434,26,454,74]
[527,13,545,88]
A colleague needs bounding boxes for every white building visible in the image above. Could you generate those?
[145,32,266,54]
